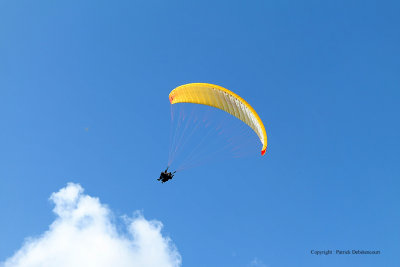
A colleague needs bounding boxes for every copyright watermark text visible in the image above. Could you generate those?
[310,249,381,255]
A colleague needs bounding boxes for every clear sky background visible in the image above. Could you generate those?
[1,0,399,266]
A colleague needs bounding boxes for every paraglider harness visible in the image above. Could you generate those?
[158,167,176,183]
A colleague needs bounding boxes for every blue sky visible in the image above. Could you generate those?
[1,0,399,266]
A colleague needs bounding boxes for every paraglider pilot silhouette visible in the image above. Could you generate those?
[158,167,176,183]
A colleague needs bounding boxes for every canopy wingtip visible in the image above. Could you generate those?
[261,148,266,156]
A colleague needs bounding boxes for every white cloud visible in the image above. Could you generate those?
[1,183,181,267]
[248,257,267,267]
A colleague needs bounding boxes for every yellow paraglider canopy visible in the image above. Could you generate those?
[169,83,267,155]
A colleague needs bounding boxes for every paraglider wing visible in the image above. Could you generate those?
[169,83,267,155]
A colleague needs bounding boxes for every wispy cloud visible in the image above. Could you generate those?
[248,257,267,267]
[1,183,181,267]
